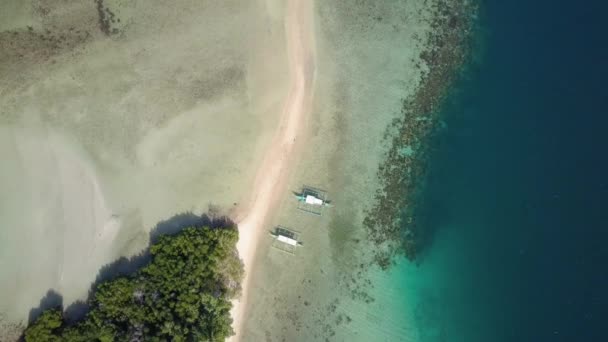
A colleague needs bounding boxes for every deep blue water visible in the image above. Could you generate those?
[413,0,608,341]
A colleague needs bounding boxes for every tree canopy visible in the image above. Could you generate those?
[25,225,243,342]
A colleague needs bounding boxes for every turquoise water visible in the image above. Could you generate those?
[372,0,608,341]
[374,226,494,342]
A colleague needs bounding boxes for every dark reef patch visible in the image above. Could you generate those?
[94,0,122,36]
[363,0,477,267]
[0,1,102,90]
[0,27,91,69]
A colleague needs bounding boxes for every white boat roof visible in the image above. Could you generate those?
[277,235,298,246]
[305,195,323,205]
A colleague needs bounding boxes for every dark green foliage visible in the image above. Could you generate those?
[24,309,62,342]
[24,225,243,342]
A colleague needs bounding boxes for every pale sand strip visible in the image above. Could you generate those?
[230,0,316,340]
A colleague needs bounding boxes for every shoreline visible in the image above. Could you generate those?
[230,0,316,340]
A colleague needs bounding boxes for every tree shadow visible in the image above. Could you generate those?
[28,289,63,325]
[150,212,233,244]
[27,212,235,327]
[63,300,89,323]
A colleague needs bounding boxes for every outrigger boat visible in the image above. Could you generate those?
[270,229,303,246]
[293,192,332,207]
[269,226,303,254]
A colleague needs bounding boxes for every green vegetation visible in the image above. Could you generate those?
[25,225,243,342]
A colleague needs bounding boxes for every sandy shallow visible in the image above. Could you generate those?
[0,125,122,317]
[0,0,289,334]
